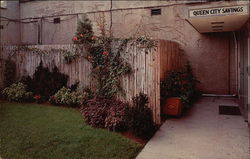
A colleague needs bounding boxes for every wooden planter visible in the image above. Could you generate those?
[162,97,183,116]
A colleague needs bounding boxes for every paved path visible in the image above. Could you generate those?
[136,97,249,159]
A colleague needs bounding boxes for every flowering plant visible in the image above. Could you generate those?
[34,95,42,103]
[91,36,96,40]
[72,15,132,98]
[2,82,33,102]
[34,95,41,100]
[72,14,94,45]
[102,51,108,56]
[72,36,78,41]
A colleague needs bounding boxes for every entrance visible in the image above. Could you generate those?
[187,3,249,122]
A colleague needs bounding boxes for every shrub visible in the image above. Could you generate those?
[160,63,200,109]
[160,71,183,100]
[68,82,79,92]
[126,93,155,139]
[80,97,109,128]
[104,100,128,131]
[3,58,16,87]
[21,62,68,99]
[1,82,33,102]
[73,14,94,45]
[80,97,128,131]
[181,63,201,108]
[0,89,3,100]
[49,87,84,107]
[20,75,33,92]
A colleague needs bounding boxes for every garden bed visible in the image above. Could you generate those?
[0,101,143,159]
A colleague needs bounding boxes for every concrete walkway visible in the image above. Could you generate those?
[136,97,249,159]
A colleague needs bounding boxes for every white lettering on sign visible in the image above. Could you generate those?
[189,5,248,17]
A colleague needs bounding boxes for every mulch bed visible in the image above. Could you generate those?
[120,131,147,145]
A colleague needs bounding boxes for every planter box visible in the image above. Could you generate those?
[162,97,182,116]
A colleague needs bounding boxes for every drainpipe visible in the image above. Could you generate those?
[233,32,239,96]
[109,0,113,37]
[202,94,237,97]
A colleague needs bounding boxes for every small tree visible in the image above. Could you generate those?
[73,15,94,46]
[3,58,16,87]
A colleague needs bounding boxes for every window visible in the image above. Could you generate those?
[151,8,161,16]
[0,1,7,9]
[53,18,61,24]
[19,0,35,3]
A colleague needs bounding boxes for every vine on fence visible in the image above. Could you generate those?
[5,45,81,64]
[72,15,131,98]
[72,15,157,98]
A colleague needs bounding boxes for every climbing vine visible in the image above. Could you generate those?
[3,45,81,64]
[72,15,156,98]
[89,37,132,98]
[72,17,131,98]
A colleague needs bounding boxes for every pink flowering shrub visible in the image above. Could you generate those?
[80,97,128,131]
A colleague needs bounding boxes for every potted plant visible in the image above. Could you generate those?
[160,63,199,116]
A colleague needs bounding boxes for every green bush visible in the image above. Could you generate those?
[21,62,68,100]
[1,82,33,102]
[180,63,201,108]
[49,87,85,107]
[160,63,200,109]
[3,58,16,87]
[126,93,156,139]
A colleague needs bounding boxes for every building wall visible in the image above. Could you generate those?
[107,3,235,94]
[18,1,193,45]
[238,22,249,121]
[0,1,20,45]
[19,1,196,19]
[3,0,248,94]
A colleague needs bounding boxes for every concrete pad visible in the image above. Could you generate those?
[136,97,249,159]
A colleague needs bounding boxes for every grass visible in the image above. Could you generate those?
[0,102,143,159]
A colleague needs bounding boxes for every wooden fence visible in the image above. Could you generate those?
[0,40,183,124]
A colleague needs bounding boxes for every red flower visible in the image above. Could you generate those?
[72,36,78,41]
[91,36,96,40]
[102,51,108,56]
[34,95,41,100]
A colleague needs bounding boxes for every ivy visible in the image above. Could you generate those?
[63,51,79,64]
[4,45,81,64]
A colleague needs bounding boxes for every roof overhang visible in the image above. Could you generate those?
[187,5,249,33]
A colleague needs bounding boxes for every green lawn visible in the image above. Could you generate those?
[0,102,143,159]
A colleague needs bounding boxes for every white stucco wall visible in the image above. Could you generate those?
[0,1,20,45]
